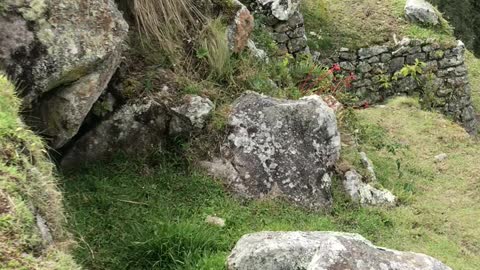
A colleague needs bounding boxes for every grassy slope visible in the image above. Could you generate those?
[63,97,480,270]
[301,0,455,54]
[466,50,480,114]
[0,75,79,269]
[62,0,480,269]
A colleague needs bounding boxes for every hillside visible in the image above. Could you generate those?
[1,0,480,269]
[0,75,79,269]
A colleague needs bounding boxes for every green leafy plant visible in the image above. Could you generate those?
[393,59,426,82]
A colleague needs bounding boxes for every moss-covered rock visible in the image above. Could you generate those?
[0,0,128,148]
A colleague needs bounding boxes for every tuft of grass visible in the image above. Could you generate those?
[199,18,232,81]
[132,0,204,65]
[0,74,79,269]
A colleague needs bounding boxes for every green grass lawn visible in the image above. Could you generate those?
[63,97,480,270]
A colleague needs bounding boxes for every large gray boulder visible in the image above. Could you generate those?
[405,0,440,26]
[202,92,340,211]
[61,97,169,169]
[227,231,452,270]
[0,0,128,148]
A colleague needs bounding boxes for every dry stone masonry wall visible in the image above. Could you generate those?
[243,0,309,55]
[326,38,477,133]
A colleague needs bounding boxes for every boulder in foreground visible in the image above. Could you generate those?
[202,92,340,211]
[228,231,452,270]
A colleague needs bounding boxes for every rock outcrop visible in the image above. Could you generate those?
[202,92,340,211]
[61,97,169,168]
[227,1,255,53]
[405,0,440,26]
[227,231,452,270]
[343,170,396,206]
[1,0,128,148]
[169,95,215,135]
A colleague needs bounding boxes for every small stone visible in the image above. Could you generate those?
[406,52,426,64]
[339,61,356,71]
[287,37,307,53]
[343,170,396,206]
[380,53,392,63]
[434,153,448,162]
[205,215,226,227]
[360,152,376,181]
[357,62,372,73]
[358,46,389,59]
[389,57,405,73]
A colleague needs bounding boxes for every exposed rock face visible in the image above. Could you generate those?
[169,95,215,135]
[256,0,301,21]
[61,98,169,169]
[228,231,452,270]
[1,0,128,148]
[203,92,340,211]
[343,170,396,206]
[405,0,440,25]
[244,0,308,55]
[228,1,255,53]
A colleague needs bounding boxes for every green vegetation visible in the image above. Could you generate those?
[301,0,455,55]
[0,74,79,269]
[64,97,480,269]
[430,0,480,56]
[466,50,480,113]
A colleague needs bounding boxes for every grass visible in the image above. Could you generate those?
[0,74,79,269]
[465,50,480,113]
[301,0,456,55]
[63,96,480,270]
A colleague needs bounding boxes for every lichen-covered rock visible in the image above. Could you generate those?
[405,0,440,26]
[256,0,301,21]
[169,95,214,135]
[61,97,169,169]
[204,92,340,211]
[228,1,255,53]
[228,232,452,270]
[1,0,128,148]
[343,170,396,206]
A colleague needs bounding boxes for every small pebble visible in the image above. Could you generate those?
[434,153,448,162]
[205,215,226,228]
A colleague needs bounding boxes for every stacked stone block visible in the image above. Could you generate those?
[243,0,309,55]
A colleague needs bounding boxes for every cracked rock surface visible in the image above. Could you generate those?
[227,231,452,270]
[203,91,340,211]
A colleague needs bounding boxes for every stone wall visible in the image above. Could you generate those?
[243,0,309,55]
[324,38,477,133]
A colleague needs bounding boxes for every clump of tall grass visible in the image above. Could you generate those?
[199,18,232,81]
[132,0,205,66]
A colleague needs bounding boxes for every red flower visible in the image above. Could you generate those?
[332,63,341,71]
